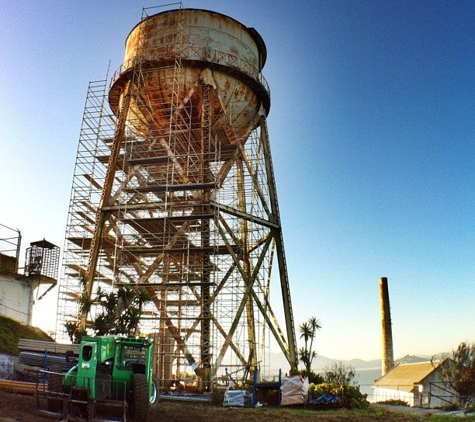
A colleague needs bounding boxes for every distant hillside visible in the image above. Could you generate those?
[0,315,54,355]
[268,352,381,373]
[347,358,381,370]
[269,352,449,374]
[395,354,429,365]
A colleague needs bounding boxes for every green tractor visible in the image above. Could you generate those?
[39,335,158,422]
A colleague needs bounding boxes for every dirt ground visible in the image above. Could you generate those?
[0,389,471,422]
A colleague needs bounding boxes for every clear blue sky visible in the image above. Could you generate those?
[1,0,474,361]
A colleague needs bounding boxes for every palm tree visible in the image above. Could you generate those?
[308,317,322,367]
[91,285,152,336]
[79,294,93,319]
[133,287,151,316]
[92,288,118,335]
[298,317,322,374]
[117,285,134,314]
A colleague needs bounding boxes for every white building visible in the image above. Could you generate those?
[373,360,455,408]
[0,225,58,326]
[0,268,36,325]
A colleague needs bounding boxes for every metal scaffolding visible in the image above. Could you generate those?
[56,6,297,391]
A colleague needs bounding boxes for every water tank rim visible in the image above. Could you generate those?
[124,8,267,66]
[108,59,271,117]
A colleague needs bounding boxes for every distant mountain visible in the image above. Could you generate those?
[312,355,335,370]
[432,352,452,360]
[346,358,381,370]
[267,352,381,373]
[267,351,450,374]
[395,354,429,365]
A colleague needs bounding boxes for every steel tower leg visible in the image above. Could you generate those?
[259,116,298,373]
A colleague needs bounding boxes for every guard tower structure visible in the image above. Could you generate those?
[56,6,297,391]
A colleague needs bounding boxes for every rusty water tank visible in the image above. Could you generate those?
[109,8,270,142]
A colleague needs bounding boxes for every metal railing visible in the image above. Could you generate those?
[109,43,270,99]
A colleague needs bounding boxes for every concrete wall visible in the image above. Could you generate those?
[0,273,32,325]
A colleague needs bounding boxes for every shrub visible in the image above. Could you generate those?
[298,369,324,385]
[438,403,461,411]
[323,361,356,385]
[309,381,369,409]
[377,399,409,407]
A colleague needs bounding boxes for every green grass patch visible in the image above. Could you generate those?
[0,315,53,355]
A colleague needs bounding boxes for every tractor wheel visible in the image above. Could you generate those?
[149,376,159,407]
[130,373,150,422]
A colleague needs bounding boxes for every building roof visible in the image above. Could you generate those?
[373,360,446,392]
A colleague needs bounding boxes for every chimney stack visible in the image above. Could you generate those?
[379,277,394,375]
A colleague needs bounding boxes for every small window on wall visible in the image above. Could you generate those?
[82,345,93,361]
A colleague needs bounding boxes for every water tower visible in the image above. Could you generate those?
[57,6,297,391]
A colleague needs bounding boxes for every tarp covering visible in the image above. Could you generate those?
[0,354,14,379]
[280,375,308,406]
[223,389,252,407]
